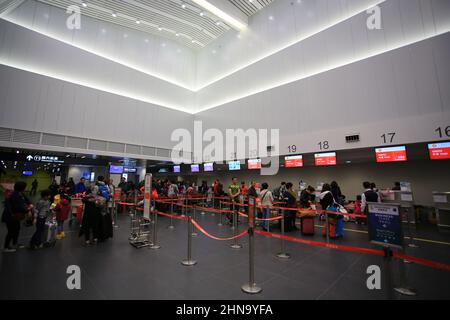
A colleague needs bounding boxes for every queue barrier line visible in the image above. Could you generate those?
[254,230,450,273]
[155,210,189,222]
[194,205,235,215]
[191,219,248,241]
[116,202,138,206]
[237,212,283,222]
[263,205,368,219]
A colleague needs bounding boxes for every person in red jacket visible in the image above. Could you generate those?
[55,196,70,240]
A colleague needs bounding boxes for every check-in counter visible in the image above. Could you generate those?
[380,190,416,224]
[433,192,450,232]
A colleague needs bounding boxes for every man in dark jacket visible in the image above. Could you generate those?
[3,182,32,252]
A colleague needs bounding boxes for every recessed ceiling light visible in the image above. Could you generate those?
[181,3,186,9]
[175,33,180,37]
[136,20,140,24]
[200,12,204,17]
[81,2,87,7]
[112,12,117,18]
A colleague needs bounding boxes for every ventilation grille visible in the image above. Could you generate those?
[89,139,107,151]
[108,142,125,153]
[0,127,12,141]
[142,146,156,156]
[42,133,65,147]
[346,134,360,143]
[66,136,88,149]
[12,130,40,144]
[126,144,141,155]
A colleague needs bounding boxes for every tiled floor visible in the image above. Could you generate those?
[0,208,449,300]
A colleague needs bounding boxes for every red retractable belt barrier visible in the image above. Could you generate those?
[116,202,137,206]
[194,205,234,215]
[264,205,367,219]
[254,230,450,272]
[191,219,248,241]
[238,212,282,221]
[221,201,249,207]
[155,210,188,221]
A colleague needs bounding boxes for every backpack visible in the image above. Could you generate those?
[98,185,111,201]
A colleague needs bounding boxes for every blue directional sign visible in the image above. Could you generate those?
[368,203,403,249]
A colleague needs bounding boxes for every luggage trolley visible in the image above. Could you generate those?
[129,206,152,249]
[433,192,450,232]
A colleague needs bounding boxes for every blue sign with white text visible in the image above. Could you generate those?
[368,203,403,249]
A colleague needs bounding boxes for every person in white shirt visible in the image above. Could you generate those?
[361,181,381,213]
[259,183,274,231]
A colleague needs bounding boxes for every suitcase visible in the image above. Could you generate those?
[322,218,344,239]
[43,221,57,247]
[301,217,315,235]
[76,204,84,223]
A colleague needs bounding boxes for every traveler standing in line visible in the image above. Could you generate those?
[274,182,287,201]
[54,194,70,240]
[118,177,128,193]
[92,176,113,242]
[2,182,33,253]
[75,177,87,195]
[29,190,52,249]
[168,180,179,198]
[319,183,335,211]
[80,188,100,246]
[300,186,316,209]
[49,180,59,203]
[67,178,76,195]
[259,183,274,232]
[282,182,298,231]
[330,181,344,205]
[392,181,401,191]
[361,181,381,213]
[240,182,249,200]
[371,182,382,202]
[31,179,38,197]
[228,177,241,224]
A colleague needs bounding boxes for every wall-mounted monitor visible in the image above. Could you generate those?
[428,142,450,160]
[22,171,33,176]
[315,152,337,166]
[173,165,181,173]
[191,164,200,173]
[375,146,407,163]
[124,167,137,173]
[204,163,214,172]
[285,155,303,168]
[228,160,241,171]
[248,159,262,170]
[109,165,124,174]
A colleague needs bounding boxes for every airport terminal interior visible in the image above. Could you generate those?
[0,0,450,301]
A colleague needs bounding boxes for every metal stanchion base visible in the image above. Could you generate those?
[191,232,198,237]
[200,212,206,215]
[218,223,223,226]
[394,287,417,296]
[150,244,161,250]
[230,244,243,249]
[241,283,262,294]
[168,225,175,230]
[130,240,152,249]
[181,259,197,266]
[403,259,413,264]
[408,243,419,248]
[276,253,291,259]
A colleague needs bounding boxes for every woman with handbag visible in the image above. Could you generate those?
[3,182,33,253]
[282,183,298,232]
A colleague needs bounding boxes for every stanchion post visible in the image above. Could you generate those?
[150,207,161,249]
[168,202,175,230]
[192,205,198,237]
[277,209,290,259]
[405,206,418,248]
[325,211,330,244]
[242,197,262,294]
[383,247,395,300]
[218,200,223,226]
[230,202,242,249]
[181,214,197,267]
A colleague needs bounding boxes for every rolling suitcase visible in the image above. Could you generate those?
[300,217,315,235]
[76,204,84,223]
[43,220,57,247]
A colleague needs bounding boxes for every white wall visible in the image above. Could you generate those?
[5,0,196,89]
[194,160,450,206]
[0,18,195,112]
[0,64,194,150]
[195,0,450,111]
[194,32,450,160]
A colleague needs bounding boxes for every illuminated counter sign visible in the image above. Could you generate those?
[428,142,450,160]
[314,152,337,166]
[375,146,407,163]
[191,164,200,173]
[110,165,124,174]
[173,165,181,173]
[204,163,214,172]
[285,155,303,168]
[228,160,241,171]
[248,159,261,170]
